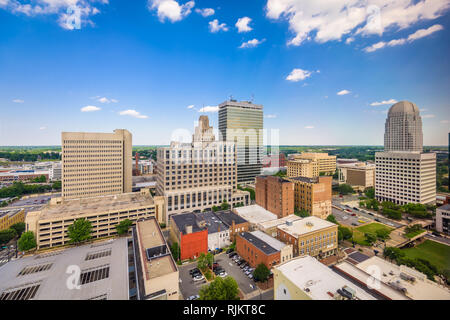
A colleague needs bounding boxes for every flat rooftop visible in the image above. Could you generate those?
[196,211,227,234]
[275,255,376,300]
[234,204,277,224]
[35,191,155,220]
[438,204,450,211]
[277,216,336,238]
[287,176,318,184]
[238,232,279,255]
[251,230,287,251]
[213,210,247,227]
[0,238,129,300]
[171,212,206,235]
[355,256,450,300]
[0,208,23,219]
[136,218,177,281]
[257,214,302,230]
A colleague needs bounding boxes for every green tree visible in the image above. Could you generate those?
[253,263,270,282]
[33,175,47,183]
[199,276,240,300]
[67,218,92,244]
[326,214,338,224]
[197,252,208,271]
[116,219,133,235]
[0,229,17,245]
[337,184,354,195]
[206,252,214,267]
[170,242,180,261]
[10,222,26,237]
[338,226,353,241]
[52,180,62,190]
[294,209,310,217]
[212,205,219,212]
[364,232,377,245]
[364,187,375,199]
[375,228,390,240]
[18,231,37,251]
[220,201,230,210]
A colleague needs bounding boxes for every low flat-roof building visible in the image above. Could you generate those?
[334,256,450,300]
[337,162,375,191]
[133,217,179,300]
[0,208,25,231]
[234,204,277,229]
[196,211,231,251]
[212,210,249,242]
[436,204,450,235]
[257,214,302,238]
[0,238,129,300]
[236,230,293,269]
[25,189,161,249]
[169,212,208,260]
[274,255,376,300]
[276,216,338,258]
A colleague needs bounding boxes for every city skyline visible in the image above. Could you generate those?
[1,0,450,146]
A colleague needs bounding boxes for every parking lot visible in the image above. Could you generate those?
[332,207,371,227]
[178,252,258,300]
[8,195,52,207]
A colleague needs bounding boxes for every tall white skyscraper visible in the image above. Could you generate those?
[375,101,436,205]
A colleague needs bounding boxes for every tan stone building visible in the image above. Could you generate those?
[276,216,338,258]
[338,162,375,191]
[134,217,179,300]
[156,116,249,224]
[289,152,336,175]
[286,176,332,219]
[61,129,132,200]
[25,189,162,249]
[255,175,294,218]
[0,208,25,231]
[286,159,319,178]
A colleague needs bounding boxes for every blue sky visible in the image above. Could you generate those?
[0,0,449,146]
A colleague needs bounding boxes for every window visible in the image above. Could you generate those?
[18,263,53,276]
[85,249,112,261]
[0,282,41,300]
[79,265,110,285]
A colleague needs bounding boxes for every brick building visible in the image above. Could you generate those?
[255,176,294,218]
[169,213,208,261]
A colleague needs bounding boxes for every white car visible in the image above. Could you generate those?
[219,271,228,278]
[193,275,204,281]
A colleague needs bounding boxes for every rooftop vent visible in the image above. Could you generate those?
[286,221,293,226]
[306,222,314,227]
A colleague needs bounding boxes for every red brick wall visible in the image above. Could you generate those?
[180,229,208,260]
[236,234,280,269]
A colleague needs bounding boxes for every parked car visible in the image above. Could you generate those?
[248,273,253,279]
[193,275,204,281]
[189,268,200,276]
[432,231,440,237]
[351,213,357,216]
[237,260,245,266]
[351,223,358,226]
[226,248,234,254]
[213,262,219,268]
[240,263,248,269]
[214,268,224,275]
[228,252,237,258]
[186,295,199,300]
[218,271,227,278]
[374,218,381,222]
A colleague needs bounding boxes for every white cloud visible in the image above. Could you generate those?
[337,89,351,96]
[370,98,398,106]
[304,125,314,129]
[119,109,148,119]
[265,0,450,46]
[239,38,265,49]
[236,16,252,33]
[198,105,219,112]
[81,105,101,112]
[346,37,355,44]
[265,114,277,119]
[364,24,444,52]
[422,114,435,119]
[39,126,47,130]
[286,68,313,82]
[195,7,214,17]
[97,96,118,103]
[440,120,449,124]
[147,0,195,23]
[209,19,228,32]
[12,99,24,103]
[0,0,109,29]
[187,104,194,109]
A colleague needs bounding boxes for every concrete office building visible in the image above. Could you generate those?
[338,162,375,191]
[287,176,332,219]
[286,159,319,178]
[375,101,436,205]
[291,153,336,175]
[156,116,249,224]
[255,175,294,218]
[0,238,130,300]
[218,100,263,184]
[25,189,161,249]
[61,129,132,200]
[0,208,25,231]
[436,204,450,235]
[276,216,338,258]
[49,162,62,181]
[133,217,179,300]
[274,255,376,300]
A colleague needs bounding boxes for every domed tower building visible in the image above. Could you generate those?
[375,101,436,205]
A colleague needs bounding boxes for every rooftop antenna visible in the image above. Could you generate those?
[250,93,254,103]
[229,94,234,101]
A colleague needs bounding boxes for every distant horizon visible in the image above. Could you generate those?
[0,144,448,148]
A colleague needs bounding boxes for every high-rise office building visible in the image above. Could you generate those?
[156,116,250,224]
[61,129,132,200]
[375,101,436,205]
[218,100,263,184]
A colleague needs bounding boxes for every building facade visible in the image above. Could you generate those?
[375,101,436,205]
[49,162,62,181]
[0,208,25,231]
[287,176,332,219]
[156,116,249,224]
[218,100,263,184]
[276,216,338,258]
[292,153,336,174]
[435,204,450,235]
[61,129,132,200]
[338,162,375,191]
[255,175,294,218]
[286,159,319,178]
